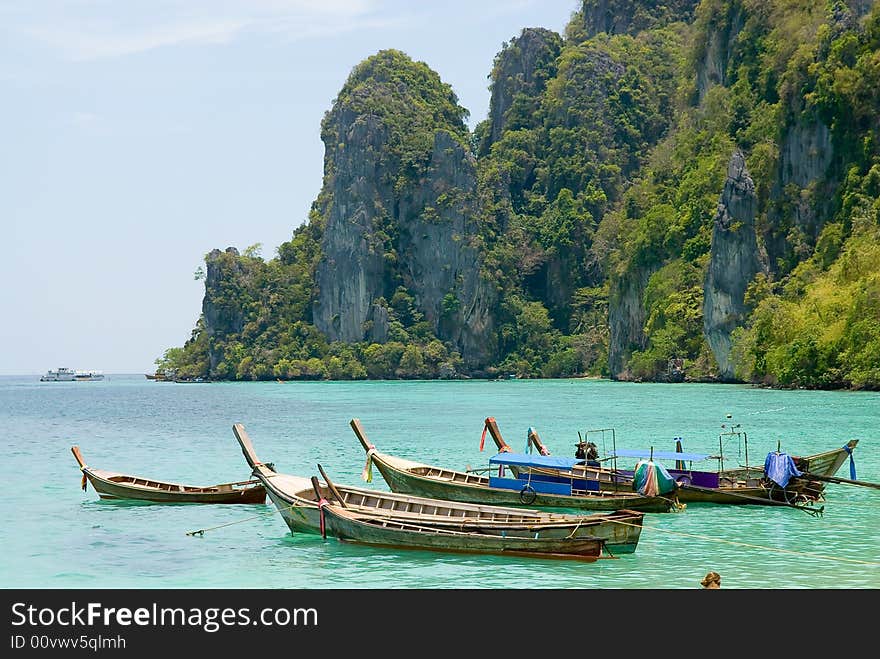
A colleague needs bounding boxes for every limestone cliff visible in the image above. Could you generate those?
[693,1,745,103]
[608,266,653,378]
[395,131,494,362]
[763,118,835,274]
[703,151,764,380]
[165,1,880,388]
[311,112,390,345]
[483,27,563,152]
[312,50,494,367]
[567,0,699,41]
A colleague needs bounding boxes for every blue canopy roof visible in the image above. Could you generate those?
[488,453,582,469]
[610,449,710,462]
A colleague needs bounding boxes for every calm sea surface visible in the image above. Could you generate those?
[1,374,878,589]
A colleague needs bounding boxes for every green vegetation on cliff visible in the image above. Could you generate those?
[160,1,880,389]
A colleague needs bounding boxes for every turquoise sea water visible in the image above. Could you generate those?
[1,374,878,589]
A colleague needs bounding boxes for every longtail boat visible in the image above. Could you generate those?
[71,446,266,504]
[350,419,684,514]
[481,418,857,509]
[308,481,604,563]
[231,423,645,555]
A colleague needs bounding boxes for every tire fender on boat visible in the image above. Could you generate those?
[519,484,537,505]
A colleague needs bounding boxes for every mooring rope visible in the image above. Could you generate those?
[186,478,353,537]
[186,507,279,536]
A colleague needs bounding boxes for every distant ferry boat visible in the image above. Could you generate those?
[40,367,76,381]
[40,368,104,382]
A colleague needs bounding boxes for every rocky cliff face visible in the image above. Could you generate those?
[396,131,494,363]
[703,151,765,380]
[484,28,562,150]
[763,118,835,273]
[569,0,699,40]
[312,113,391,345]
[608,266,652,378]
[694,2,745,103]
[312,51,494,366]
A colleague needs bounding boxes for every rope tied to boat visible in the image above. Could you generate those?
[843,443,857,480]
[362,447,376,483]
[525,428,551,456]
[479,421,489,451]
[317,497,330,539]
[566,517,584,539]
[250,461,275,474]
[185,508,278,537]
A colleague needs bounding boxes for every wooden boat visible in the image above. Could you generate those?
[310,485,604,562]
[230,423,645,555]
[792,440,859,479]
[349,419,684,514]
[481,418,856,508]
[71,446,266,504]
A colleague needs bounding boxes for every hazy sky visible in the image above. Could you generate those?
[2,0,578,375]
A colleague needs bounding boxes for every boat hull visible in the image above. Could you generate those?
[319,504,603,562]
[266,488,642,554]
[371,455,678,514]
[83,470,266,504]
[793,441,858,477]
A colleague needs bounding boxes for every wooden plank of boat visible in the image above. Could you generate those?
[308,477,603,562]
[349,419,683,514]
[70,446,266,504]
[231,423,644,555]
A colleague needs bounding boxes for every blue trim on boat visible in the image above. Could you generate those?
[488,453,583,469]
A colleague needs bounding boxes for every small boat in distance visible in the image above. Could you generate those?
[71,446,266,504]
[40,367,104,381]
[40,367,76,381]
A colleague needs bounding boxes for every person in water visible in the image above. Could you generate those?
[700,571,722,589]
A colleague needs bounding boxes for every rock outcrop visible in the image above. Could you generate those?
[763,119,835,273]
[703,151,765,380]
[608,266,653,379]
[312,50,494,367]
[202,247,254,371]
[312,113,391,345]
[568,0,700,41]
[694,1,745,103]
[484,27,563,151]
[395,131,495,363]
